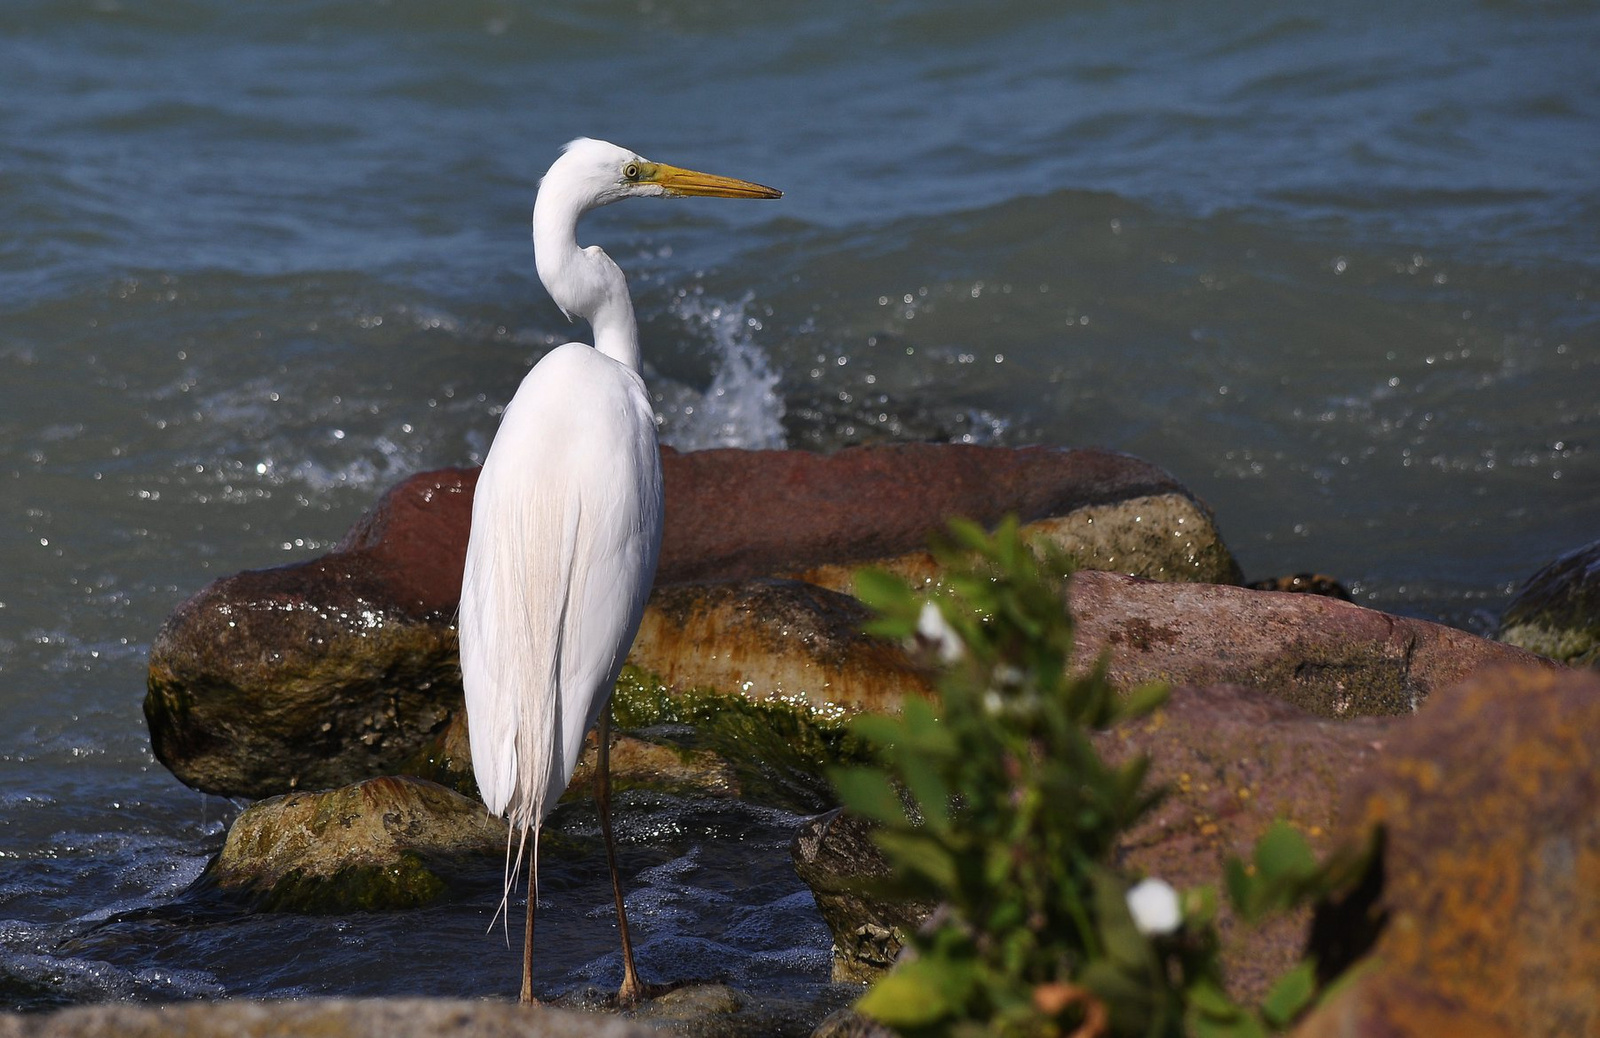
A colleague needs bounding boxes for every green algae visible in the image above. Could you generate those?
[610,666,876,813]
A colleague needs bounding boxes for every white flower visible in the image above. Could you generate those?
[915,600,965,664]
[1125,877,1182,936]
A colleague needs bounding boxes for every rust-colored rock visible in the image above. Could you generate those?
[1069,571,1555,717]
[656,445,1236,584]
[1292,665,1600,1038]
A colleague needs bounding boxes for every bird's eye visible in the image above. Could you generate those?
[623,163,640,181]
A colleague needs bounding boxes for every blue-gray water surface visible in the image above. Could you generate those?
[2,0,1596,1012]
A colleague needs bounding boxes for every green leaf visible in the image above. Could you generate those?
[1223,857,1255,917]
[1091,868,1150,972]
[1186,978,1244,1019]
[875,829,958,891]
[854,567,917,616]
[1119,680,1170,721]
[850,713,907,751]
[857,957,967,1027]
[1260,959,1318,1028]
[1190,1012,1269,1038]
[1254,821,1317,882]
[830,767,905,826]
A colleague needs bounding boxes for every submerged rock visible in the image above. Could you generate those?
[202,775,505,912]
[1070,570,1553,717]
[1496,537,1600,667]
[1293,665,1600,1038]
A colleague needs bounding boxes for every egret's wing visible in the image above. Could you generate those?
[459,342,662,832]
[459,426,577,829]
[555,410,664,779]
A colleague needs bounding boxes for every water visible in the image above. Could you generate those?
[2,0,1596,1013]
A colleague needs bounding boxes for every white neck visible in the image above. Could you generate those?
[532,191,641,371]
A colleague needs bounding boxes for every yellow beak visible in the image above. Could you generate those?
[645,162,783,199]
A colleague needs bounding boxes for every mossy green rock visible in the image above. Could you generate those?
[1496,538,1600,667]
[203,776,505,912]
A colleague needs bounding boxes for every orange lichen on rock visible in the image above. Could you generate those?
[1294,665,1599,1038]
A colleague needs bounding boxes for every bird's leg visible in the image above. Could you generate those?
[520,834,539,1006]
[597,711,644,1004]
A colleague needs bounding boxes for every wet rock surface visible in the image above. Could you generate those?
[203,775,505,912]
[1070,570,1554,717]
[791,809,935,984]
[0,998,658,1038]
[631,579,931,716]
[1496,537,1600,667]
[146,446,1228,801]
[1292,665,1600,1038]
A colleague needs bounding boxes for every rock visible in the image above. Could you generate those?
[1292,665,1600,1038]
[1069,570,1555,717]
[1496,537,1600,667]
[630,579,930,716]
[791,809,935,984]
[656,445,1240,585]
[1244,573,1352,601]
[145,468,475,800]
[791,492,1241,593]
[201,776,505,912]
[0,998,658,1038]
[1097,684,1389,1002]
[149,446,1224,800]
[791,685,1391,999]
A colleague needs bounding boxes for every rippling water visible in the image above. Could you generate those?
[2,0,1596,1012]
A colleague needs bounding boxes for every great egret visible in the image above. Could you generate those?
[459,138,781,1005]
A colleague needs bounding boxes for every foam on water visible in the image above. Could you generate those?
[653,291,788,453]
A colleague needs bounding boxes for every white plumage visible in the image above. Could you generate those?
[456,138,779,1004]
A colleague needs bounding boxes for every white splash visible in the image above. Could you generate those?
[655,292,787,452]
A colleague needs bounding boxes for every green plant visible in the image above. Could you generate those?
[834,518,1374,1037]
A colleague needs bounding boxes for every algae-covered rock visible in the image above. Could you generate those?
[607,667,870,813]
[630,579,932,717]
[145,468,473,800]
[1496,537,1600,667]
[203,775,505,912]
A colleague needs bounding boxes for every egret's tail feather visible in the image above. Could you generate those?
[489,820,535,940]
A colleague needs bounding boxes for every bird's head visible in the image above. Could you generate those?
[543,138,782,211]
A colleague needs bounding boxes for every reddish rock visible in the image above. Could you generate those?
[146,446,1228,799]
[1293,665,1600,1038]
[657,444,1235,583]
[1100,685,1388,1001]
[1069,571,1555,717]
[795,684,1393,999]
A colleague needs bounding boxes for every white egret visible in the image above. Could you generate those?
[459,138,781,1005]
